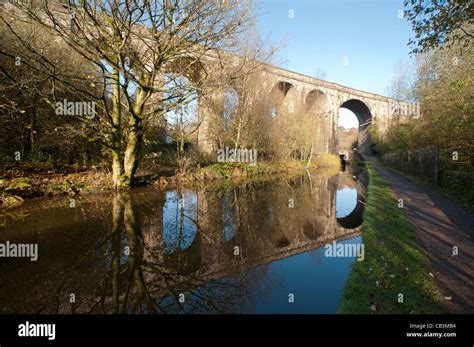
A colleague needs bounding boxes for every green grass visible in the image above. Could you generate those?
[338,162,443,314]
[196,161,310,180]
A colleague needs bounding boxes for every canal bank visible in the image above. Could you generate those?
[0,155,341,208]
[357,157,474,313]
[338,160,442,313]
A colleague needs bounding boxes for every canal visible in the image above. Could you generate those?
[0,161,367,314]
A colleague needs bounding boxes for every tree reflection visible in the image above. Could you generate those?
[0,167,367,314]
[98,191,245,314]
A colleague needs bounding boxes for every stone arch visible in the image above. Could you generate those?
[147,57,204,146]
[161,73,200,146]
[222,87,239,129]
[271,81,293,100]
[270,81,298,116]
[339,99,373,154]
[305,89,330,116]
[390,105,403,126]
[201,84,241,151]
[158,56,206,148]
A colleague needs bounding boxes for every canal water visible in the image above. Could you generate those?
[0,163,367,314]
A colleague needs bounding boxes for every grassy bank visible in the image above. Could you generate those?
[174,160,324,183]
[338,162,442,314]
[1,154,340,208]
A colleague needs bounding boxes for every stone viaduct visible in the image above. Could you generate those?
[2,0,419,158]
[197,60,417,156]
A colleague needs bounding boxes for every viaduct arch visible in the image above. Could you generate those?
[196,63,414,156]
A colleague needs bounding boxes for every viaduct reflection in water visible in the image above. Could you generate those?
[336,161,368,229]
[0,164,367,314]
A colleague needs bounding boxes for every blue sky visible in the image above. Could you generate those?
[256,0,414,98]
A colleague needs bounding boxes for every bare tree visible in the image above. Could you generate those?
[205,29,278,156]
[2,0,258,187]
[385,59,414,101]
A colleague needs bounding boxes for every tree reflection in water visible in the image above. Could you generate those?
[0,165,366,314]
[96,191,245,314]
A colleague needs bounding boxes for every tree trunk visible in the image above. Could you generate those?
[235,116,242,152]
[122,118,142,188]
[29,94,39,156]
[111,67,124,189]
[121,87,148,188]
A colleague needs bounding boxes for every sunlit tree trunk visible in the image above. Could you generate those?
[122,117,142,188]
[234,116,243,152]
[122,87,148,188]
[111,67,124,189]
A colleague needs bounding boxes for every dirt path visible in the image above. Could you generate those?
[368,157,474,313]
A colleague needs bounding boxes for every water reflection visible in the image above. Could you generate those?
[337,188,358,218]
[0,164,367,314]
[336,160,368,230]
[162,190,198,253]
